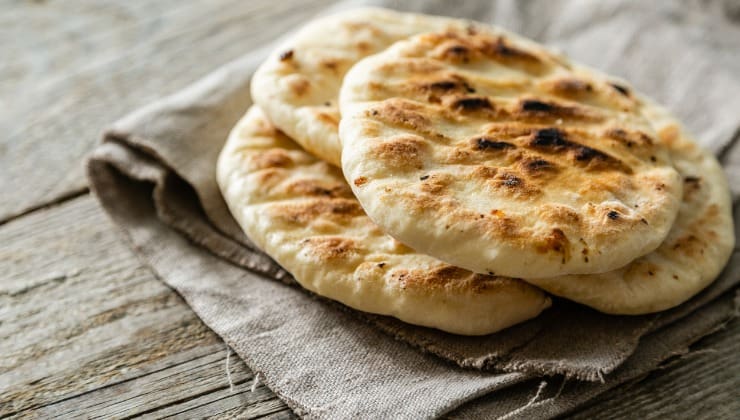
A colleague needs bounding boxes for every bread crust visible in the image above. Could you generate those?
[217,106,551,335]
[251,8,467,167]
[340,28,684,278]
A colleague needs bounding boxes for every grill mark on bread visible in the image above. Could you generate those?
[427,32,546,73]
[392,265,469,290]
[315,111,339,128]
[475,137,516,151]
[520,157,558,176]
[520,99,555,112]
[528,128,631,173]
[609,83,630,96]
[501,173,522,187]
[517,98,602,121]
[482,212,520,239]
[250,149,294,170]
[540,204,581,225]
[413,75,477,103]
[419,173,452,193]
[288,76,310,96]
[547,78,594,95]
[285,180,353,198]
[371,136,427,170]
[419,74,477,95]
[302,236,358,260]
[683,175,703,199]
[430,80,460,90]
[355,41,371,53]
[605,128,654,149]
[428,78,476,93]
[272,198,363,224]
[321,59,341,73]
[484,124,535,138]
[471,165,499,180]
[536,228,571,263]
[391,265,506,293]
[378,59,446,76]
[278,49,294,61]
[371,100,430,131]
[253,167,286,188]
[440,44,473,63]
[353,176,369,187]
[483,36,543,66]
[451,96,493,112]
[493,170,541,198]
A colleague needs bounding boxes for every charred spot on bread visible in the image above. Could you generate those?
[536,228,571,262]
[521,99,555,113]
[475,137,516,151]
[452,96,492,112]
[529,128,630,172]
[249,149,294,170]
[609,83,630,96]
[517,98,601,121]
[485,36,541,63]
[279,49,294,61]
[549,78,594,94]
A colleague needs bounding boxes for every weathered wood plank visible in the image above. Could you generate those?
[0,0,337,221]
[569,316,740,420]
[36,350,285,419]
[0,196,288,418]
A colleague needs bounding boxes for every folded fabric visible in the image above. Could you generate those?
[88,0,740,417]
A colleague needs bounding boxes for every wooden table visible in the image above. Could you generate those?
[2,1,738,418]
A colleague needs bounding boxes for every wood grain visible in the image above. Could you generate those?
[0,196,290,418]
[0,0,337,222]
[569,317,740,420]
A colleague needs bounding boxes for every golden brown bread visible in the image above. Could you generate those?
[217,106,551,335]
[526,99,735,314]
[250,8,467,166]
[340,28,684,278]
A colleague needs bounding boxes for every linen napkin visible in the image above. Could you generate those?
[88,0,740,417]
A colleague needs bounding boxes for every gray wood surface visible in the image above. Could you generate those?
[0,0,335,222]
[1,1,738,419]
[0,196,292,419]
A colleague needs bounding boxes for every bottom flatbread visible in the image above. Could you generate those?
[217,106,551,335]
[527,100,734,314]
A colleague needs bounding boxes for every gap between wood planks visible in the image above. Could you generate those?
[0,186,89,227]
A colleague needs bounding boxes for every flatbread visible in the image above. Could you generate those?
[250,7,464,167]
[339,28,683,278]
[217,106,551,335]
[528,101,735,314]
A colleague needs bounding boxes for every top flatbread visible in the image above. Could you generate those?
[251,7,464,167]
[527,100,735,314]
[216,106,550,335]
[340,28,683,278]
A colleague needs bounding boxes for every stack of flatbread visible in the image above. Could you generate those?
[217,8,735,336]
